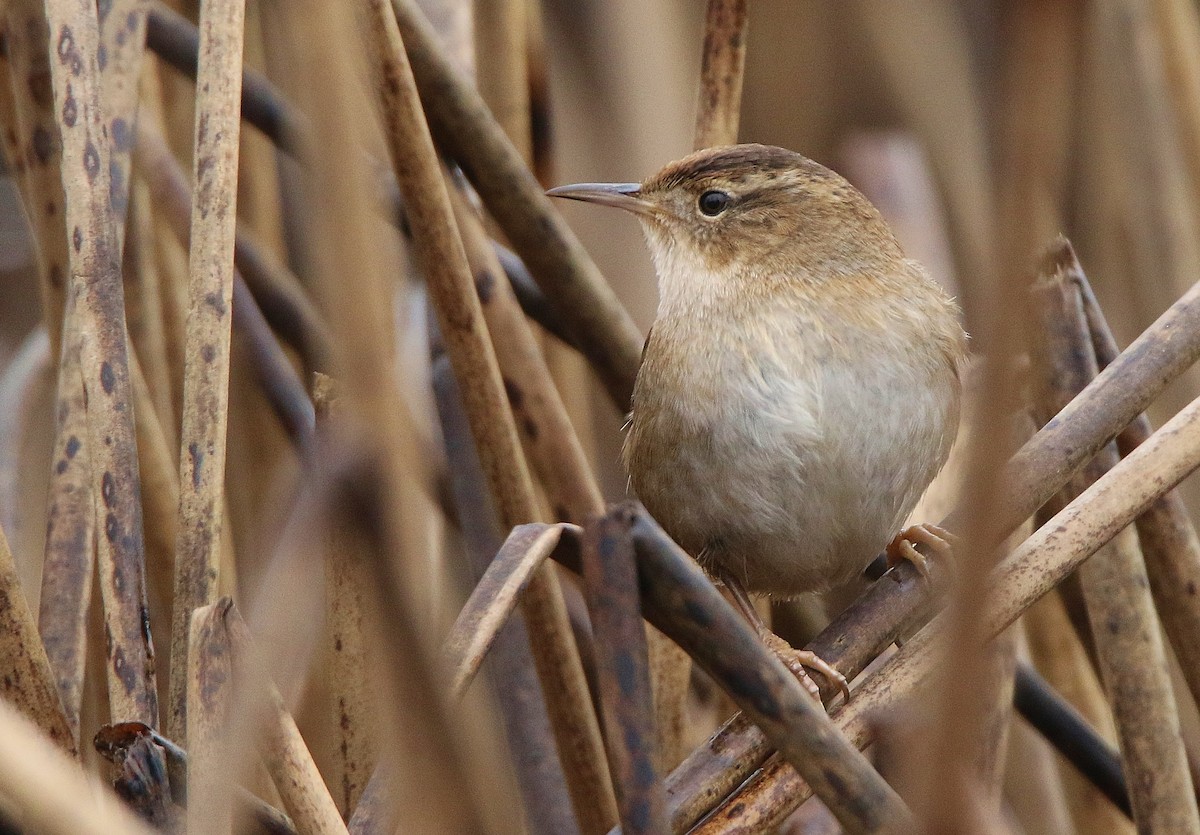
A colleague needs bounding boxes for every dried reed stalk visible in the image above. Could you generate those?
[447,522,575,694]
[391,0,643,408]
[167,0,246,746]
[1023,599,1132,832]
[582,509,666,835]
[188,600,235,835]
[0,0,96,745]
[359,2,616,831]
[223,602,348,835]
[45,0,157,726]
[1082,281,1200,714]
[134,122,326,419]
[693,0,747,150]
[474,0,529,157]
[2,0,70,354]
[0,518,74,753]
[0,698,154,835]
[1153,0,1200,210]
[1031,252,1200,831]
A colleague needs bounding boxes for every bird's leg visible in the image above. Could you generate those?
[714,569,850,703]
[886,523,958,579]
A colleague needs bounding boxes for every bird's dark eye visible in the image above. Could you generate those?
[698,190,730,217]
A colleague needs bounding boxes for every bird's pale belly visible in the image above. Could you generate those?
[625,351,956,597]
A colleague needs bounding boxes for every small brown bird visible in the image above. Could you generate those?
[549,144,967,696]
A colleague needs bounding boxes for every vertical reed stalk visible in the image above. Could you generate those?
[44,0,157,726]
[168,0,247,745]
[187,600,235,835]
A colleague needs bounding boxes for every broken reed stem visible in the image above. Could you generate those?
[693,0,748,150]
[0,699,154,835]
[223,602,348,835]
[359,2,616,830]
[1082,280,1200,712]
[188,600,235,835]
[45,0,157,726]
[168,0,247,746]
[1031,256,1199,832]
[626,511,914,833]
[447,523,575,695]
[0,520,75,754]
[391,0,643,409]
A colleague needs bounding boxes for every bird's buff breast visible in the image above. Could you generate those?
[624,309,959,596]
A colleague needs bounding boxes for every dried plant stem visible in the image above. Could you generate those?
[167,0,246,745]
[627,512,913,833]
[692,0,747,149]
[0,519,74,753]
[1032,255,1200,832]
[0,698,154,835]
[360,2,616,829]
[1082,281,1200,713]
[391,0,643,408]
[224,603,348,835]
[45,0,157,726]
[474,0,530,158]
[188,600,235,835]
[37,320,94,744]
[582,510,667,835]
[1,0,95,746]
[2,0,70,356]
[447,523,577,693]
[1150,0,1200,237]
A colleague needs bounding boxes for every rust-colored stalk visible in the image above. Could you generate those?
[44,0,157,727]
[692,0,748,150]
[359,1,616,831]
[168,0,247,746]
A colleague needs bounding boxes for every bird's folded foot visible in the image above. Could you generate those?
[886,522,958,579]
[759,630,850,703]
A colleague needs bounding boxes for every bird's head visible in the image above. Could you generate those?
[547,144,904,300]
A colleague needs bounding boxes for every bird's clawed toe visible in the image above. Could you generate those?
[760,631,850,703]
[886,522,957,579]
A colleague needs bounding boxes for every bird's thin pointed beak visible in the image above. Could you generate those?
[546,182,656,216]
